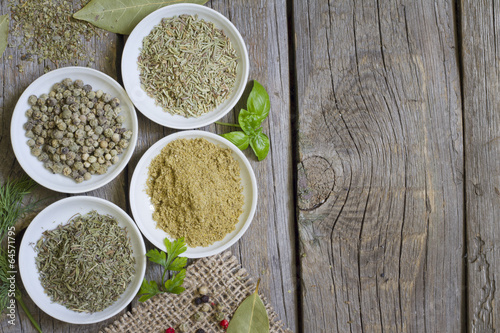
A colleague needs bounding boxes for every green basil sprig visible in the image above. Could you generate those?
[218,81,270,161]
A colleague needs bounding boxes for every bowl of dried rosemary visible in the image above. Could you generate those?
[10,67,138,193]
[129,130,258,258]
[121,4,250,129]
[18,196,147,324]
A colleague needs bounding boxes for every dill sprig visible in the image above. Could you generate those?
[0,175,42,332]
[0,175,38,240]
[0,248,9,310]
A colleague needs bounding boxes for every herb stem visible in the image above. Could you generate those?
[161,267,168,287]
[215,121,241,128]
[16,293,43,333]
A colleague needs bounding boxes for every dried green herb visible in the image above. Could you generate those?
[8,0,99,65]
[35,211,136,313]
[227,279,270,333]
[0,175,38,241]
[138,237,187,302]
[0,15,8,58]
[138,14,238,118]
[218,81,271,161]
[73,0,209,35]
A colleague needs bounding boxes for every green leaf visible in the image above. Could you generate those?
[164,269,186,294]
[250,132,270,161]
[168,256,187,272]
[238,109,262,135]
[145,249,167,268]
[164,237,187,270]
[0,15,8,59]
[73,0,209,35]
[137,279,162,302]
[227,279,269,333]
[222,131,250,150]
[247,81,270,121]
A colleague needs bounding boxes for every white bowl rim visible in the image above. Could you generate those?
[10,66,138,194]
[18,195,147,324]
[129,130,258,258]
[121,4,250,129]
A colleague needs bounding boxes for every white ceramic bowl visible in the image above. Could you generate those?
[18,196,147,324]
[121,4,250,129]
[10,67,138,193]
[130,130,257,258]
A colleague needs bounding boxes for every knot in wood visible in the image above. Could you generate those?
[297,156,335,211]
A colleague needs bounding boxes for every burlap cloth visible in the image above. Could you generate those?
[101,251,293,333]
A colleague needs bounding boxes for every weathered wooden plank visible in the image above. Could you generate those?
[461,0,500,331]
[293,0,463,332]
[208,0,297,331]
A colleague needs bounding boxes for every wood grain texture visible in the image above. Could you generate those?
[461,0,500,331]
[293,0,463,332]
[209,1,297,331]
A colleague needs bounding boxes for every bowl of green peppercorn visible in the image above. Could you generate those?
[11,67,138,193]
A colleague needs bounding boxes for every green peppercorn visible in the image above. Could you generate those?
[24,78,132,183]
[177,323,188,333]
[28,95,37,105]
[62,78,72,87]
[215,311,225,321]
[74,79,84,89]
[192,312,203,322]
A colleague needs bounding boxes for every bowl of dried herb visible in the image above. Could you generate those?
[18,196,147,324]
[121,4,250,129]
[129,130,258,258]
[10,67,138,193]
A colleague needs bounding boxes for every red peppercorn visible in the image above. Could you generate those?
[220,319,229,330]
[165,328,175,333]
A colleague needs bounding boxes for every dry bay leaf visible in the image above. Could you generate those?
[227,279,270,333]
[0,15,8,58]
[73,0,209,35]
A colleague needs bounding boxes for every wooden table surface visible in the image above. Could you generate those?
[1,0,499,332]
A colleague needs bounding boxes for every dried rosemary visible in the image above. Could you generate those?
[146,138,244,247]
[138,14,238,118]
[34,211,136,313]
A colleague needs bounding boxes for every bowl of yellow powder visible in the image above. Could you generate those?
[129,130,257,258]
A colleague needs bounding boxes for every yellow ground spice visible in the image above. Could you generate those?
[146,138,244,247]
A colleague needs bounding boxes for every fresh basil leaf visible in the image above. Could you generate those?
[164,237,187,268]
[168,256,187,272]
[222,131,250,150]
[250,132,270,161]
[164,269,186,294]
[247,81,270,121]
[146,249,167,268]
[138,279,161,302]
[239,109,263,134]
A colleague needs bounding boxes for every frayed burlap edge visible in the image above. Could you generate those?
[101,251,293,333]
